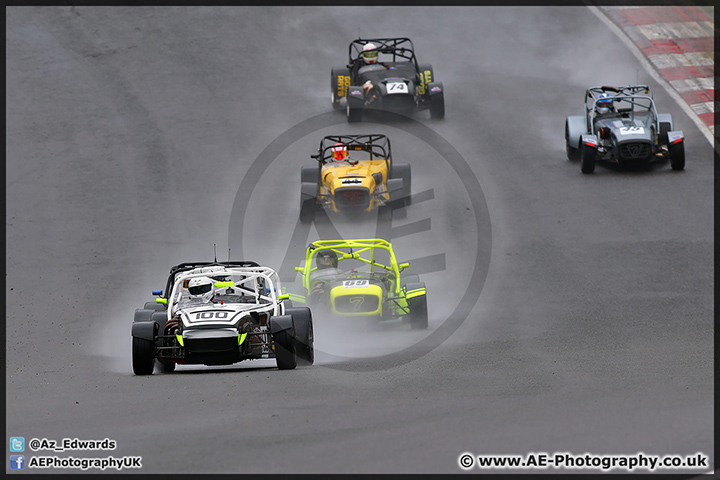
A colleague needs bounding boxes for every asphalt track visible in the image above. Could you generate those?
[5,6,714,475]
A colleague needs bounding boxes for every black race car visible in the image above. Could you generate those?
[565,85,685,173]
[330,37,445,122]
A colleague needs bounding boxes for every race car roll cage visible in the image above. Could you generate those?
[584,85,661,136]
[311,134,393,167]
[295,238,410,298]
[153,262,289,318]
[348,37,420,73]
[155,261,260,301]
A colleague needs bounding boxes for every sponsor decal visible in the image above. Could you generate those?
[619,126,645,135]
[337,75,350,98]
[341,178,363,185]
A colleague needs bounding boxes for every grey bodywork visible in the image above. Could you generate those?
[565,85,685,172]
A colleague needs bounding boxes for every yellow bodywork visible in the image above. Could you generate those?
[320,159,389,213]
[329,283,384,316]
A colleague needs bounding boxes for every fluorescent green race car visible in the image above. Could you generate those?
[291,239,428,329]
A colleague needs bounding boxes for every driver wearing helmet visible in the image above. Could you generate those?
[181,276,215,305]
[331,142,348,162]
[595,92,614,116]
[358,42,385,75]
[308,250,344,303]
[361,43,379,65]
[329,142,359,166]
[356,43,386,103]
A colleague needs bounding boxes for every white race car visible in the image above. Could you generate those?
[131,261,314,374]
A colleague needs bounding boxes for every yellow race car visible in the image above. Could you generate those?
[290,238,428,329]
[299,134,411,222]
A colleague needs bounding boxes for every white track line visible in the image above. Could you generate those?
[589,6,716,149]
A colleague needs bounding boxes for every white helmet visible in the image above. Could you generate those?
[187,276,213,298]
[362,43,378,64]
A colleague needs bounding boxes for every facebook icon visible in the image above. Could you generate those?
[10,455,25,470]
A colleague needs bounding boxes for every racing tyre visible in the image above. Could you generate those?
[301,165,319,183]
[300,198,316,223]
[390,163,412,207]
[331,67,350,110]
[659,122,671,144]
[143,301,165,312]
[407,294,429,330]
[565,121,580,161]
[273,330,297,370]
[132,337,155,375]
[286,307,314,366]
[566,143,580,161]
[580,143,596,174]
[429,89,445,119]
[669,141,685,171]
[133,309,155,323]
[417,64,434,97]
[347,103,362,123]
[402,274,420,286]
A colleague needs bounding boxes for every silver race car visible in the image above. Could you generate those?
[565,85,685,173]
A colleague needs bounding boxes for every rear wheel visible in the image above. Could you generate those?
[407,294,428,330]
[287,308,314,366]
[273,330,297,370]
[132,337,155,375]
[659,122,671,144]
[417,64,434,97]
[331,67,350,110]
[301,165,319,183]
[143,301,165,311]
[565,120,580,161]
[402,274,420,286]
[669,141,685,170]
[133,309,154,323]
[390,163,412,207]
[347,102,362,123]
[300,198,316,223]
[580,143,596,174]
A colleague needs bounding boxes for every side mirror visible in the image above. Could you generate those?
[398,262,409,271]
[156,298,167,305]
[278,294,290,300]
[214,281,234,288]
[152,290,163,296]
[294,267,304,272]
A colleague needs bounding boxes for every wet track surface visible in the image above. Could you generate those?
[5,6,714,474]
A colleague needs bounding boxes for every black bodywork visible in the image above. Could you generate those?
[331,37,445,122]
